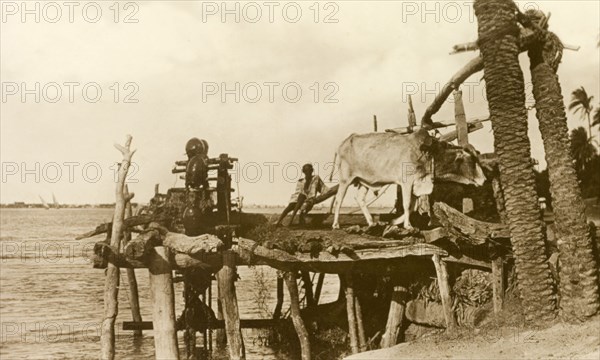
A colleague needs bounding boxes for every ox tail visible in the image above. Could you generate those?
[328,152,337,182]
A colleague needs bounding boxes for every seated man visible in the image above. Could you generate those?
[275,163,329,226]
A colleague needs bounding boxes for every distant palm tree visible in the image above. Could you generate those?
[569,87,595,139]
[570,127,597,173]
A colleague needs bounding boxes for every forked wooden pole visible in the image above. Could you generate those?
[284,271,311,360]
[101,135,135,360]
[148,246,179,360]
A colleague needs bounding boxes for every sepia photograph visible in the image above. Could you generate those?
[1,0,599,359]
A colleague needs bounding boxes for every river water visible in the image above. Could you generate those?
[0,208,339,359]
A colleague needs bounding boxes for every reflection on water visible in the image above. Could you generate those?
[0,209,339,359]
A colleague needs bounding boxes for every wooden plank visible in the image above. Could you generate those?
[285,272,312,360]
[432,254,457,330]
[380,286,408,348]
[123,319,286,331]
[235,237,447,273]
[148,247,179,360]
[443,255,492,270]
[217,250,245,360]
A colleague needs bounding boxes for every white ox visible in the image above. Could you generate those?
[332,129,486,230]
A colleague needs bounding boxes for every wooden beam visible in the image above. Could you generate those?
[432,202,510,245]
[422,57,484,125]
[124,230,161,260]
[163,232,224,255]
[345,272,359,354]
[440,122,484,143]
[148,246,179,360]
[380,286,407,348]
[432,254,457,330]
[217,250,245,360]
[76,214,167,240]
[285,272,312,360]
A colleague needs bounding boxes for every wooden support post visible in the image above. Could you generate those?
[354,295,366,352]
[491,257,505,314]
[301,271,316,308]
[148,246,179,360]
[314,273,325,304]
[207,280,213,352]
[273,276,284,319]
[407,94,417,131]
[124,189,143,337]
[215,287,226,348]
[344,273,359,354]
[284,272,311,360]
[101,135,135,360]
[183,281,197,360]
[373,115,378,132]
[432,255,457,330]
[380,286,407,348]
[454,90,469,147]
[454,89,474,213]
[216,250,245,360]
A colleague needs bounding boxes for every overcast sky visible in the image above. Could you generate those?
[1,0,599,206]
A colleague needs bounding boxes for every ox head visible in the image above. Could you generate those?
[423,138,486,186]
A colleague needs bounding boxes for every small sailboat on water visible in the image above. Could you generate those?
[39,195,50,210]
[39,194,60,209]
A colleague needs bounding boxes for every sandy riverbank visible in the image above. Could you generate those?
[345,316,599,360]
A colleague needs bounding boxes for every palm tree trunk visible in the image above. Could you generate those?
[529,41,600,317]
[474,0,556,321]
